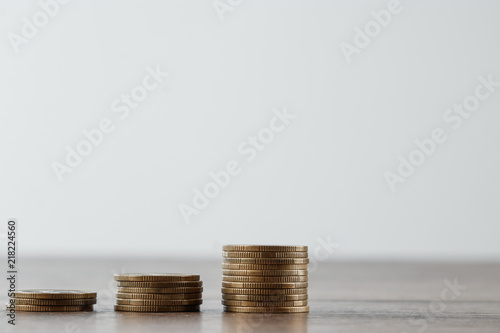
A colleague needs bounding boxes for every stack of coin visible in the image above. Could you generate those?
[114,274,203,312]
[8,289,96,312]
[222,245,309,313]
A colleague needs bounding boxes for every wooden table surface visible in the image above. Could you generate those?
[2,258,500,332]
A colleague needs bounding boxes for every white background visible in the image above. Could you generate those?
[1,0,499,260]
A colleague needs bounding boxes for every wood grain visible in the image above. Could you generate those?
[2,258,499,332]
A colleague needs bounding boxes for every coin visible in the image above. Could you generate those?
[223,258,309,264]
[222,269,307,276]
[221,245,309,309]
[222,263,308,270]
[117,281,203,288]
[11,305,94,312]
[116,298,202,306]
[222,294,308,301]
[222,282,308,289]
[222,275,308,283]
[222,300,308,307]
[114,274,200,282]
[223,305,309,313]
[13,290,97,300]
[117,287,203,294]
[223,245,308,252]
[114,304,200,312]
[116,292,203,300]
[10,298,97,306]
[221,288,308,295]
[223,252,308,258]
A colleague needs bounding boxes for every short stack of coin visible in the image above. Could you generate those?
[222,245,309,313]
[8,289,96,312]
[113,274,203,312]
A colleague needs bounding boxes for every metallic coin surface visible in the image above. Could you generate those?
[114,304,200,312]
[10,298,96,306]
[221,288,308,295]
[222,263,308,270]
[222,294,308,301]
[223,305,309,313]
[223,245,308,252]
[114,274,199,282]
[116,292,203,300]
[223,258,309,264]
[117,281,203,288]
[222,282,308,289]
[13,290,97,299]
[116,298,202,306]
[223,269,308,276]
[117,287,203,294]
[11,305,94,312]
[223,252,308,258]
[223,275,308,283]
[222,300,308,307]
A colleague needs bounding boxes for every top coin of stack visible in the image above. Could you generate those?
[222,245,309,313]
[7,290,97,312]
[113,274,203,312]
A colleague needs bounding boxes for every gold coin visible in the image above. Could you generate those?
[223,275,308,283]
[222,281,308,289]
[117,287,203,294]
[222,300,308,307]
[117,281,203,288]
[114,304,200,312]
[116,292,203,300]
[221,288,307,295]
[14,290,97,300]
[222,294,308,301]
[116,299,202,306]
[224,305,309,313]
[114,274,199,282]
[223,258,309,264]
[223,245,308,252]
[222,263,308,270]
[10,298,96,306]
[222,269,307,276]
[223,252,308,258]
[11,305,94,312]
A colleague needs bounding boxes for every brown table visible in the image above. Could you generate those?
[2,258,500,332]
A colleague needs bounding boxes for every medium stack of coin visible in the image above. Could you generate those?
[113,274,203,312]
[8,289,96,312]
[222,245,309,313]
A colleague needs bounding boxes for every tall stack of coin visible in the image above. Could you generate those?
[114,274,203,312]
[8,290,96,312]
[222,245,309,313]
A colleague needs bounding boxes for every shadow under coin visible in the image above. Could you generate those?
[114,311,202,332]
[222,312,308,333]
[10,311,97,333]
